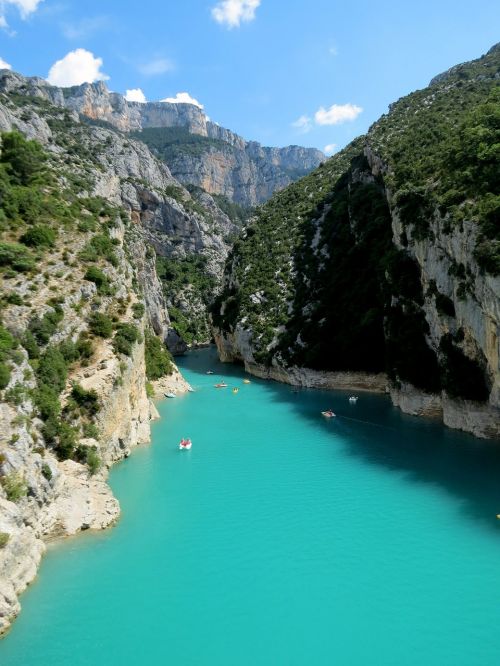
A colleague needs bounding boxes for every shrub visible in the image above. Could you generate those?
[37,347,68,394]
[41,463,52,481]
[1,472,28,502]
[0,532,9,549]
[88,312,113,338]
[4,383,26,406]
[20,224,57,248]
[86,448,101,476]
[84,266,113,294]
[71,383,99,416]
[54,422,77,460]
[0,131,46,186]
[0,361,10,390]
[34,385,61,422]
[28,306,64,345]
[132,302,145,319]
[145,331,173,380]
[0,242,34,272]
[112,323,141,356]
[22,330,40,358]
[82,422,99,440]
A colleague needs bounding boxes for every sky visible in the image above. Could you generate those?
[0,0,499,154]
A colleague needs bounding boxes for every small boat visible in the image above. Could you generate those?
[187,386,194,393]
[164,392,176,399]
[348,396,358,403]
[214,382,228,388]
[243,379,251,384]
[321,410,336,418]
[206,370,214,375]
[232,388,239,394]
[179,438,192,450]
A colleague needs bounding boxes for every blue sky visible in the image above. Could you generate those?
[0,0,499,154]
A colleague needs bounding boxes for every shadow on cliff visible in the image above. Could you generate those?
[180,347,500,535]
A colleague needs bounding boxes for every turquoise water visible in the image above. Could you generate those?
[2,347,500,665]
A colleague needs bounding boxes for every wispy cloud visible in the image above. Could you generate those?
[61,15,110,40]
[291,114,312,134]
[125,88,146,103]
[0,0,43,29]
[47,48,109,87]
[138,58,174,76]
[161,92,204,109]
[315,103,362,126]
[211,0,261,28]
[0,55,12,69]
[324,143,337,155]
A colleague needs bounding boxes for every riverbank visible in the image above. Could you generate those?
[214,332,500,440]
[0,345,187,637]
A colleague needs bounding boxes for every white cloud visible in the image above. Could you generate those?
[161,92,204,109]
[125,88,147,103]
[324,143,337,155]
[47,48,109,87]
[291,114,312,133]
[0,56,12,69]
[1,0,43,27]
[314,103,362,126]
[138,58,174,76]
[211,0,260,28]
[62,16,109,40]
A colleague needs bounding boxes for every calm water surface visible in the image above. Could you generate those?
[2,347,500,665]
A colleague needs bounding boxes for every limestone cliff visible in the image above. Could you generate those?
[213,44,500,439]
[0,72,323,207]
[0,76,196,634]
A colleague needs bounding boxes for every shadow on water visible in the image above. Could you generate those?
[180,347,500,533]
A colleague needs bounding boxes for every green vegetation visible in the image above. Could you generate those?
[1,472,28,502]
[112,323,142,356]
[145,330,173,380]
[156,254,217,344]
[132,302,145,319]
[130,127,231,163]
[211,193,252,226]
[0,532,9,548]
[215,45,499,401]
[84,266,114,295]
[20,224,57,248]
[88,312,114,338]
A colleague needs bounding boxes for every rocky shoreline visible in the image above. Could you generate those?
[0,351,188,638]
[214,332,500,440]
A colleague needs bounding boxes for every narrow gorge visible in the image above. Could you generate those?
[0,39,499,640]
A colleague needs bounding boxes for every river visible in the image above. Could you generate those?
[2,347,500,665]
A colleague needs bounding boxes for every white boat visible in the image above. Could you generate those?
[165,392,176,399]
[348,396,358,403]
[187,386,194,393]
[206,370,214,375]
[214,382,228,388]
[179,438,192,450]
[321,410,336,418]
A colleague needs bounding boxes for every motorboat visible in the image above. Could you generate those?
[243,379,251,384]
[187,386,194,393]
[232,388,239,394]
[164,392,176,398]
[179,438,192,450]
[214,382,228,388]
[348,396,358,403]
[206,370,214,375]
[321,410,336,418]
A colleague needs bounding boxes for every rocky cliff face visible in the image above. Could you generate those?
[213,44,500,439]
[0,72,323,207]
[0,74,203,633]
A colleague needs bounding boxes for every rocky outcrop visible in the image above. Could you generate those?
[0,77,195,635]
[0,72,323,207]
[212,44,500,440]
